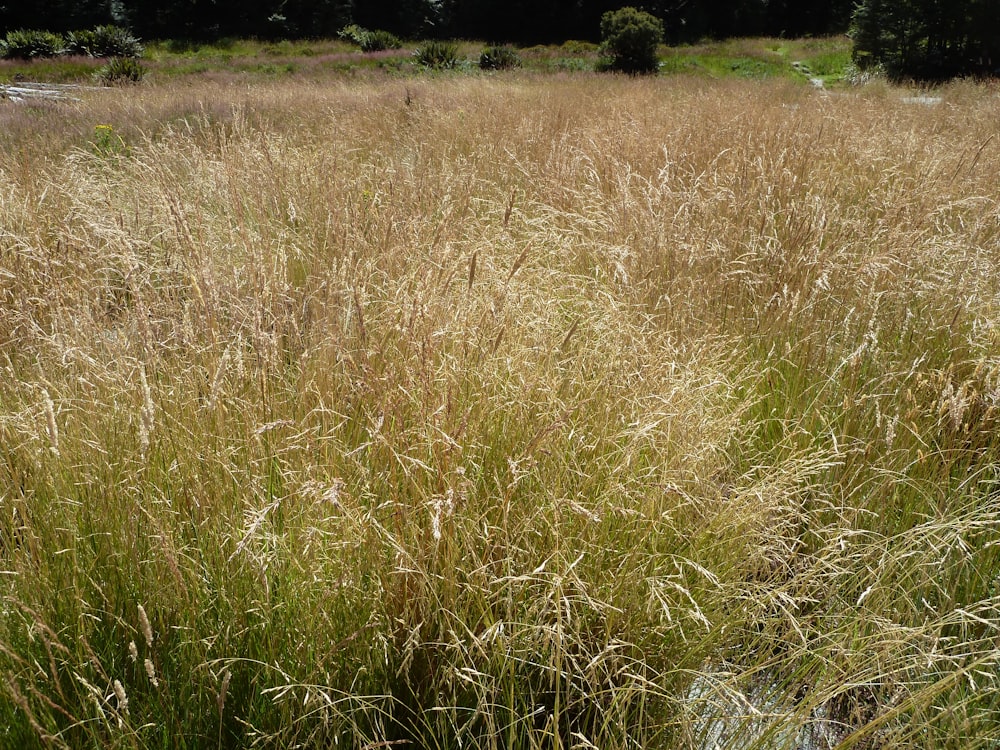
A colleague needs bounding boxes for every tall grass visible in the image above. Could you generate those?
[1,74,1000,748]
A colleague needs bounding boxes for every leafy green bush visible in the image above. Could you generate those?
[98,56,146,85]
[339,25,402,53]
[90,25,143,58]
[338,24,370,46]
[362,29,402,52]
[48,26,143,59]
[90,124,130,157]
[2,29,65,59]
[597,6,663,74]
[479,44,521,70]
[414,41,460,69]
[65,29,98,56]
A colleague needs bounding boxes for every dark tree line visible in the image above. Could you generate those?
[1,0,998,78]
[851,0,1000,78]
[1,0,855,43]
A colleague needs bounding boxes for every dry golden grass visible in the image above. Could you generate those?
[2,73,1000,748]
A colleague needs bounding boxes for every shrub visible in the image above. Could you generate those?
[90,123,130,157]
[337,24,401,52]
[338,24,370,46]
[479,44,521,70]
[66,29,99,56]
[561,39,598,55]
[2,29,64,59]
[65,26,143,58]
[362,29,402,52]
[98,56,146,85]
[597,6,663,74]
[90,25,143,58]
[414,41,460,70]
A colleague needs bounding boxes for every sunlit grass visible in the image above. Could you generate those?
[1,73,998,748]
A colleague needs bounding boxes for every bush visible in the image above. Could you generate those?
[479,44,521,70]
[338,24,401,52]
[98,56,146,85]
[597,6,663,74]
[2,29,64,59]
[65,29,98,56]
[65,26,143,58]
[90,124,129,157]
[361,29,402,52]
[90,25,143,58]
[414,41,460,70]
[338,23,369,46]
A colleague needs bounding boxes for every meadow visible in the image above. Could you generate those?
[0,35,853,84]
[1,69,1000,748]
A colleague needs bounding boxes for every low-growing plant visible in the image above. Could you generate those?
[597,6,663,74]
[2,29,64,59]
[65,26,143,58]
[338,23,370,46]
[90,25,144,58]
[90,123,129,157]
[65,29,99,56]
[414,41,460,69]
[843,60,885,86]
[479,44,521,70]
[362,29,403,52]
[560,39,598,54]
[97,56,146,85]
[339,24,403,53]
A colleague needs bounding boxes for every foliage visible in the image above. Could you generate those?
[479,43,521,70]
[65,29,98,55]
[414,40,460,69]
[90,123,130,157]
[339,24,403,52]
[2,35,858,85]
[361,29,402,51]
[597,6,663,74]
[338,23,370,46]
[98,55,146,84]
[851,0,1000,79]
[66,25,143,58]
[0,0,860,47]
[91,24,144,57]
[2,29,64,59]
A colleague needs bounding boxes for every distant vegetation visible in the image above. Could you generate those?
[851,0,1000,79]
[1,25,143,60]
[2,0,998,81]
[597,6,664,74]
[4,0,997,80]
[0,33,860,86]
[1,0,856,45]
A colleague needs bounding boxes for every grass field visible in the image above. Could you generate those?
[2,71,1000,748]
[1,35,855,85]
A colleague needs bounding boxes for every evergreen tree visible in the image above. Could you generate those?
[851,0,999,78]
[598,5,662,73]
